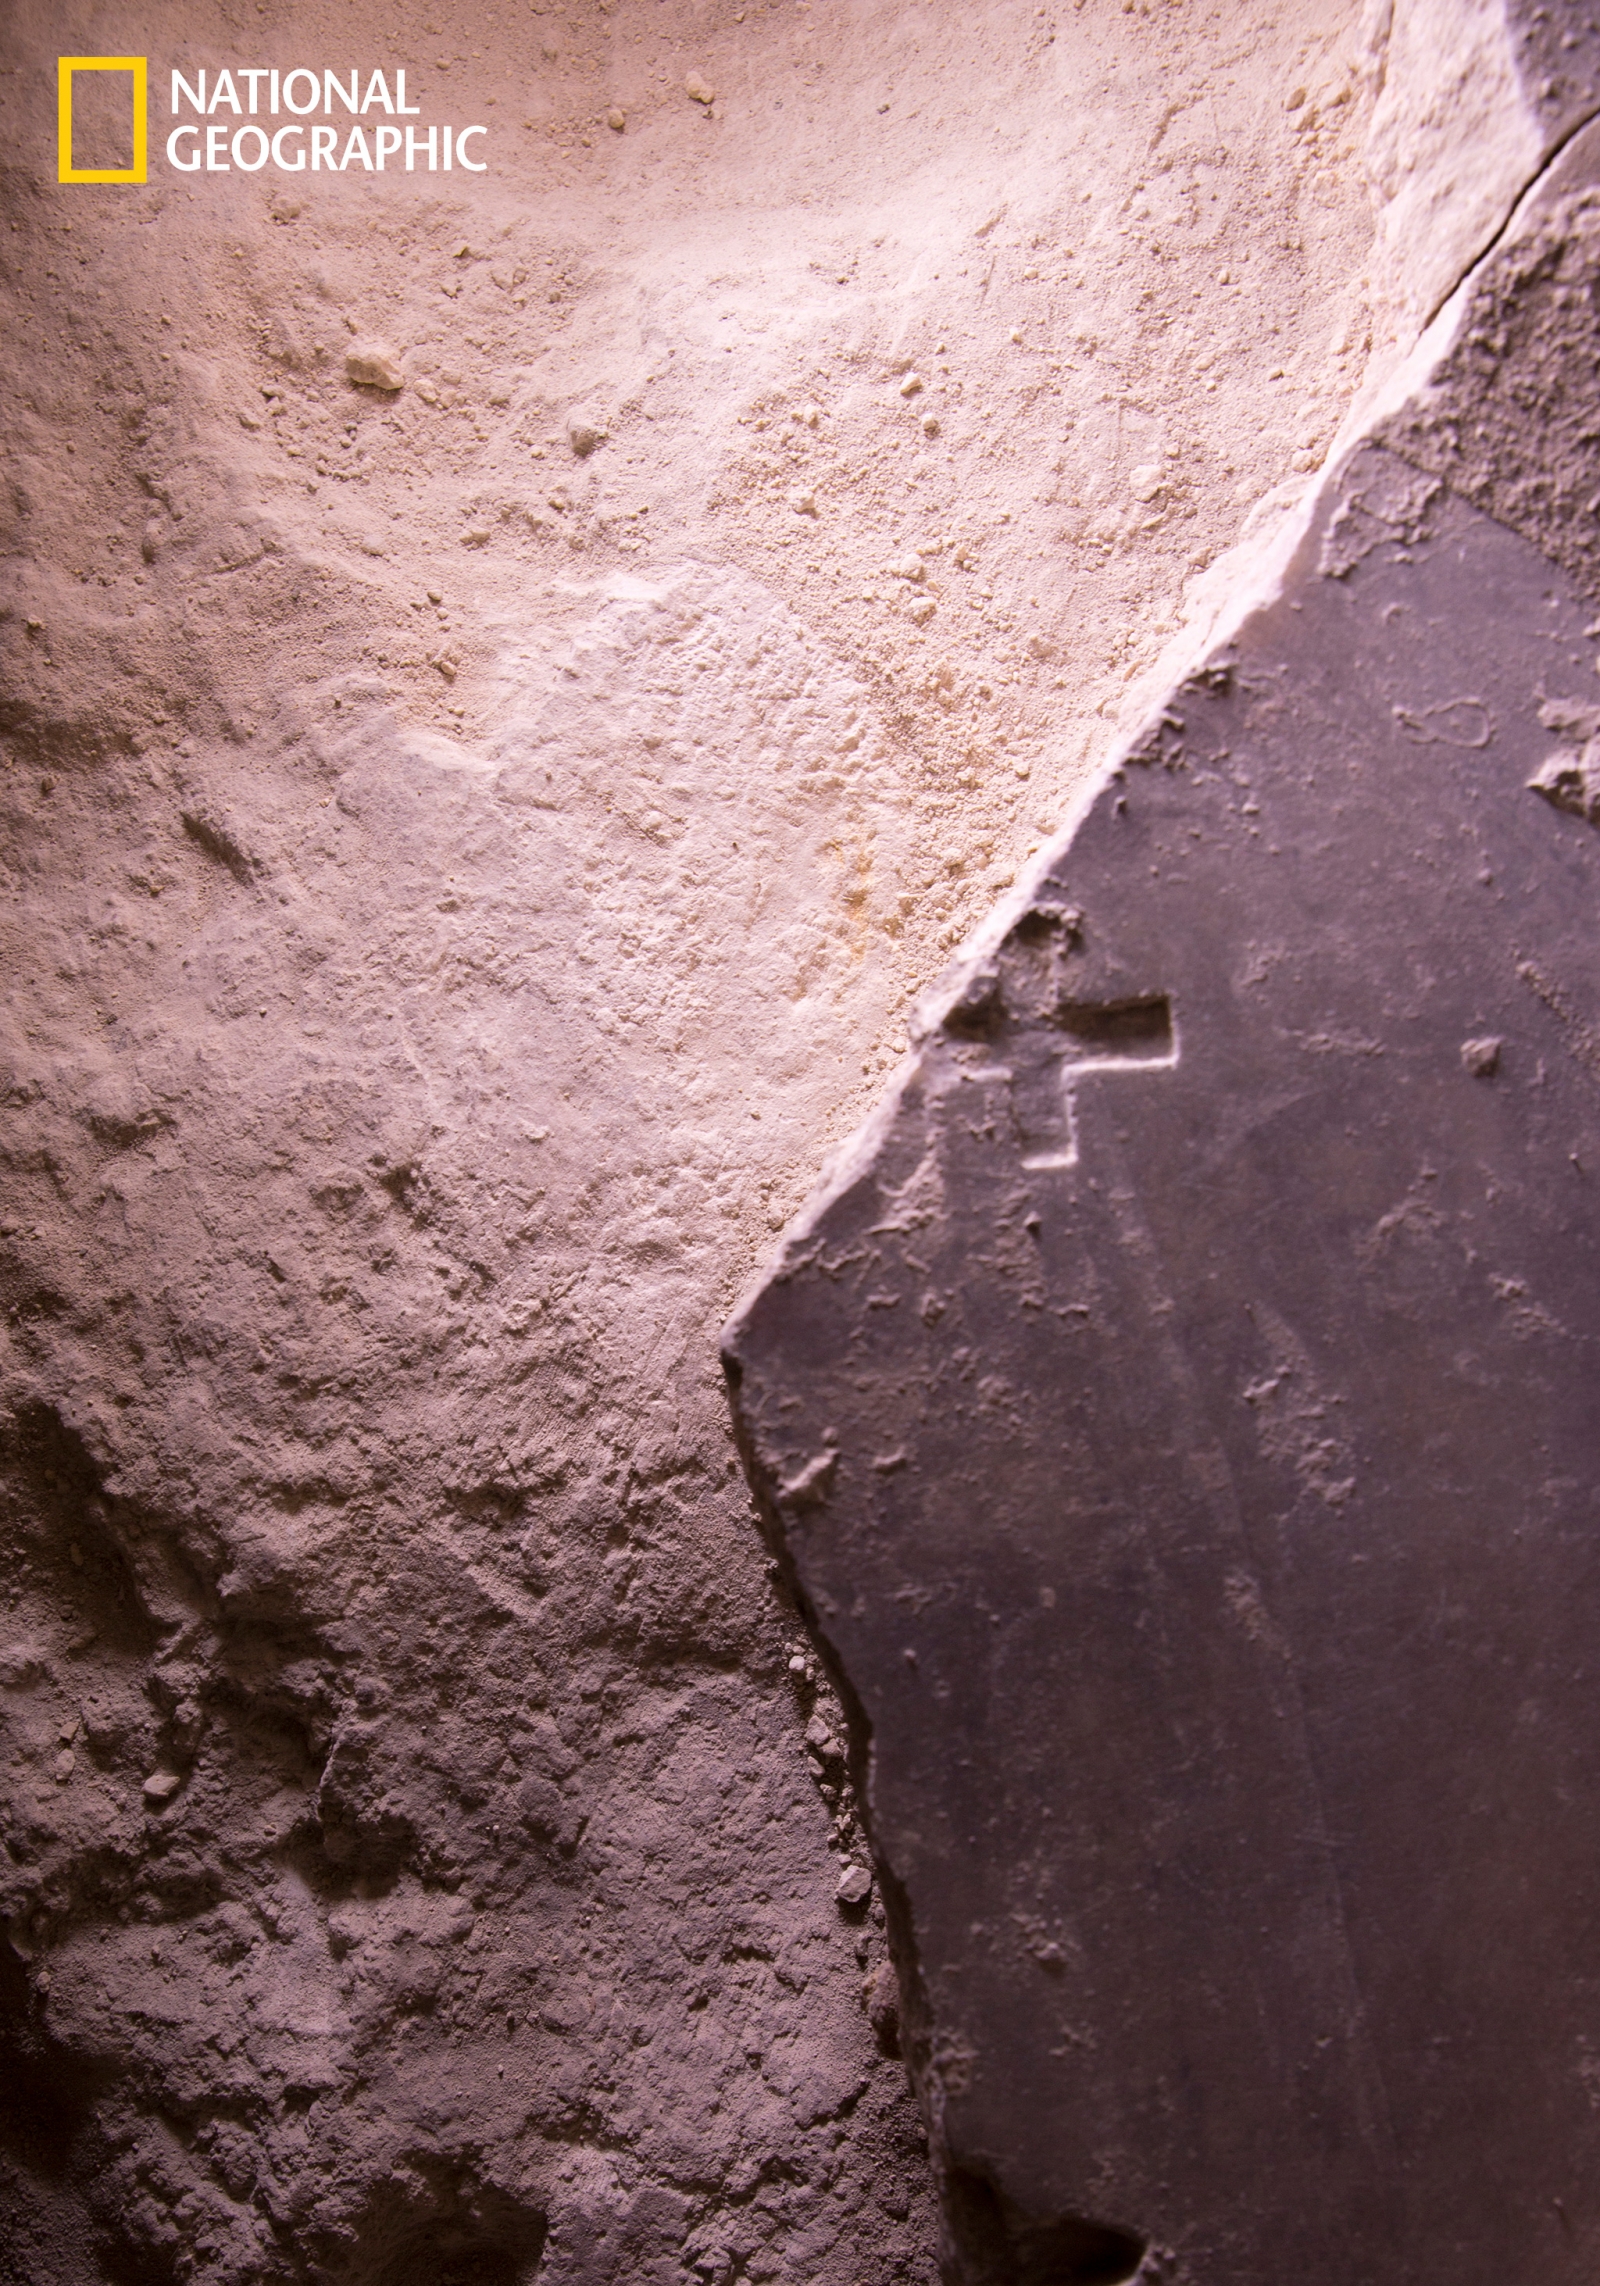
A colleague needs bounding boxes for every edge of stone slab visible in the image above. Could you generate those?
[720,109,1600,1354]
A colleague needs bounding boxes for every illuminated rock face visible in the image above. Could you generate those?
[725,145,1600,2286]
[7,0,1406,2272]
[5,0,1600,2276]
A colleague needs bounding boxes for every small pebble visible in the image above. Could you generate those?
[344,342,403,393]
[607,107,626,132]
[53,1750,75,1784]
[1461,1036,1502,1078]
[791,489,819,517]
[898,373,923,398]
[0,1643,47,1689]
[568,416,608,458]
[143,1770,183,1806]
[921,412,941,436]
[685,72,715,104]
[788,1654,809,1676]
[837,1864,872,1908]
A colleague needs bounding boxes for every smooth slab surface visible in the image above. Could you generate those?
[726,440,1600,2284]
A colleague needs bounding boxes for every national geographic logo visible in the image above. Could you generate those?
[58,57,148,183]
[57,57,489,183]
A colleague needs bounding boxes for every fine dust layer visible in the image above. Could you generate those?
[722,114,1600,2286]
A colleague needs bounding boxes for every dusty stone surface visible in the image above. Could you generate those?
[1377,131,1600,603]
[724,70,1600,2286]
[1358,0,1600,337]
[727,445,1600,2281]
[0,0,1502,2280]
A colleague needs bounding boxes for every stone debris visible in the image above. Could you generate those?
[686,72,715,104]
[607,106,627,131]
[344,343,404,393]
[805,1713,842,1758]
[1460,1035,1502,1076]
[567,415,608,458]
[0,1643,47,1689]
[1529,743,1600,822]
[863,1958,900,2049]
[836,1865,872,1908]
[141,1771,183,1806]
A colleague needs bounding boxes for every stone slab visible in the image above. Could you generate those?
[726,334,1600,2286]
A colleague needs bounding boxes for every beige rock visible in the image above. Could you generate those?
[344,343,404,392]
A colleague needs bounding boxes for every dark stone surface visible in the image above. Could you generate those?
[724,436,1600,2283]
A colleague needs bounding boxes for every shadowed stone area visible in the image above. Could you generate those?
[724,162,1600,2286]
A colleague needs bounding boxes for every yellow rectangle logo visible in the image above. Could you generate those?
[58,56,148,184]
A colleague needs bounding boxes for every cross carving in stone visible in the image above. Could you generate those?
[1012,995,1177,1170]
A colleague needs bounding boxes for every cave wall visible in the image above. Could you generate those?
[0,2,1510,2280]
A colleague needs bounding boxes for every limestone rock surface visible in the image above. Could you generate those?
[0,0,1493,2279]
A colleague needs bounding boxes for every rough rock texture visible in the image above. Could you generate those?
[1348,0,1600,409]
[1377,128,1600,602]
[0,0,1517,2280]
[725,76,1600,2286]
